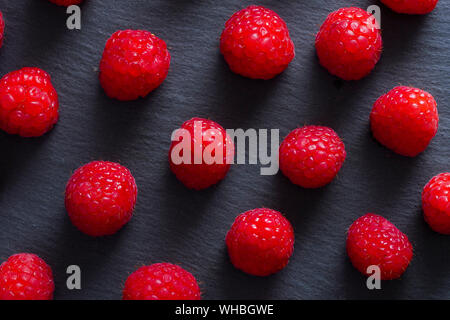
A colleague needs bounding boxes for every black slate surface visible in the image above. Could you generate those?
[0,0,448,300]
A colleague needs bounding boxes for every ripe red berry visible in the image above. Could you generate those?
[65,161,137,237]
[48,0,83,6]
[122,263,201,300]
[169,118,234,190]
[422,173,450,234]
[347,214,413,280]
[279,125,346,188]
[226,208,294,276]
[370,86,439,157]
[0,253,54,300]
[99,29,170,101]
[381,0,438,14]
[220,5,295,79]
[315,7,382,80]
[0,11,4,49]
[0,67,59,137]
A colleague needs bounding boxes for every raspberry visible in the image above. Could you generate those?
[220,5,295,79]
[122,263,201,300]
[0,11,4,49]
[65,161,137,237]
[48,0,83,6]
[99,30,170,101]
[0,67,59,137]
[370,86,439,157]
[279,126,346,188]
[169,118,234,190]
[315,7,382,80]
[347,214,413,280]
[0,253,54,300]
[226,208,294,276]
[422,173,450,234]
[381,0,438,14]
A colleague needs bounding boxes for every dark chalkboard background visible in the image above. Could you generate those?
[0,0,448,300]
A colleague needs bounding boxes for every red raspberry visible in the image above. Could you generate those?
[370,86,439,157]
[122,263,201,300]
[422,173,450,234]
[99,30,170,101]
[48,0,83,6]
[0,11,4,49]
[65,161,137,237]
[226,208,294,276]
[0,67,59,137]
[220,5,295,79]
[0,253,54,300]
[347,214,413,280]
[279,125,346,188]
[315,7,382,80]
[169,118,234,190]
[381,0,438,14]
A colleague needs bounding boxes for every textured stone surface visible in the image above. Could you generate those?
[0,0,448,299]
